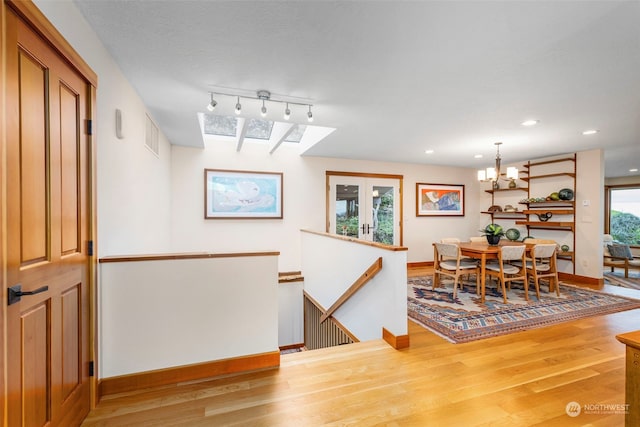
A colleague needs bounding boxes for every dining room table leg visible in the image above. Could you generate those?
[480,254,487,302]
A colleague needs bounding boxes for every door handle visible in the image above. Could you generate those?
[8,284,49,306]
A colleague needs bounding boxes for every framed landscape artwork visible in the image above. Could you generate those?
[416,183,465,216]
[205,169,283,219]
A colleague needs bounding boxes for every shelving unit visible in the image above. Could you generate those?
[482,187,528,222]
[519,155,577,271]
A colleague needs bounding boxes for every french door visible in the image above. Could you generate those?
[327,173,402,246]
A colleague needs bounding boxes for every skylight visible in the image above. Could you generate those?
[284,125,306,143]
[198,112,336,155]
[203,114,237,137]
[245,119,273,140]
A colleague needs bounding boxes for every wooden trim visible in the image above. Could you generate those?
[279,343,305,351]
[382,327,410,350]
[279,274,304,284]
[6,0,98,86]
[320,257,383,323]
[279,271,301,277]
[301,229,408,251]
[523,156,576,168]
[326,170,403,180]
[98,351,280,398]
[99,251,280,263]
[88,77,99,410]
[407,261,434,268]
[558,272,603,288]
[0,5,6,423]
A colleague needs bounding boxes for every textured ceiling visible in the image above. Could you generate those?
[72,0,640,177]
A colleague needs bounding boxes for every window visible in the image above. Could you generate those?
[607,186,640,246]
[145,114,159,156]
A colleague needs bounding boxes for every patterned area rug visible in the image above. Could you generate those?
[604,271,640,290]
[408,276,640,343]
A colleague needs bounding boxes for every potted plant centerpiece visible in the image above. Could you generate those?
[480,223,505,246]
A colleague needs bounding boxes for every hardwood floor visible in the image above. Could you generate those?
[82,268,639,426]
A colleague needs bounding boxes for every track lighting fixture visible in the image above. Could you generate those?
[205,89,314,122]
[207,93,217,112]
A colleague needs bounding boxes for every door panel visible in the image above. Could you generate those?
[371,184,396,245]
[18,49,49,265]
[331,179,363,238]
[60,83,81,255]
[22,303,50,427]
[61,284,81,400]
[6,9,92,426]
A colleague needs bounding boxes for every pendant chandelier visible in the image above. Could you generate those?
[477,142,518,182]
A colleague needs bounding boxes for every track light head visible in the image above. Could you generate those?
[207,93,217,112]
[235,96,242,115]
[261,99,267,117]
[307,105,313,122]
[284,103,291,120]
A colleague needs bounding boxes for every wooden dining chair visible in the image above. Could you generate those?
[523,243,560,297]
[440,237,475,265]
[433,242,480,299]
[484,245,528,303]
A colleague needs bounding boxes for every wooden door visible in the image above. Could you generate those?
[5,8,92,426]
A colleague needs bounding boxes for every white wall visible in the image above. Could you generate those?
[575,149,605,278]
[170,140,482,271]
[301,231,408,340]
[34,0,173,256]
[99,254,278,377]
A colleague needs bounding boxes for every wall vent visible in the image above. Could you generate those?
[145,114,159,156]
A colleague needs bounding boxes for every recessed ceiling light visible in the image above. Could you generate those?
[425,149,434,154]
[521,120,539,126]
[474,154,483,159]
[630,168,639,173]
[582,129,599,135]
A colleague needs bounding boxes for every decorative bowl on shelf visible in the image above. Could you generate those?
[488,205,502,212]
[505,228,521,241]
[561,244,570,252]
[503,204,518,212]
[558,188,574,200]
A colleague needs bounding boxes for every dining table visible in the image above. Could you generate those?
[457,240,530,302]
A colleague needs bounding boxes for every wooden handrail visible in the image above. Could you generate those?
[99,251,279,263]
[301,229,408,252]
[320,257,383,323]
